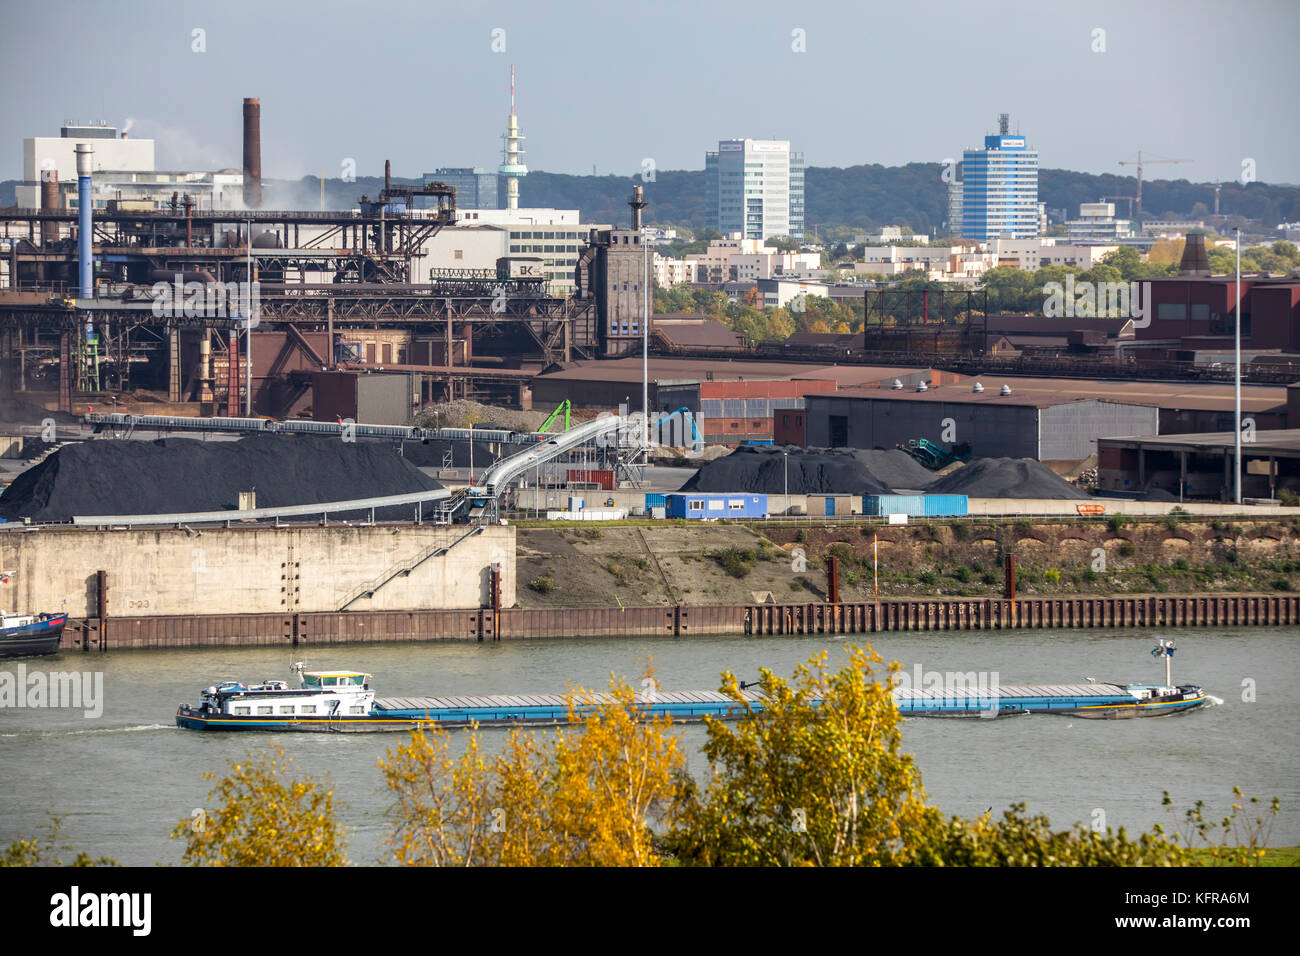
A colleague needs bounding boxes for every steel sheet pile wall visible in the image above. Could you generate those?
[58,593,1299,650]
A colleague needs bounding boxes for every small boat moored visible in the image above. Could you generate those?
[1,610,67,658]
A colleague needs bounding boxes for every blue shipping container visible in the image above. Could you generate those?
[645,493,667,510]
[666,493,768,520]
[923,494,968,517]
[862,494,967,517]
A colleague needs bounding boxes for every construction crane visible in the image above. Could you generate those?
[1203,182,1222,216]
[1102,195,1136,219]
[1117,151,1192,217]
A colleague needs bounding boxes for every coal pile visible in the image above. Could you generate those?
[0,398,80,426]
[849,449,937,491]
[924,458,1088,499]
[0,435,442,522]
[679,446,892,495]
[396,436,535,469]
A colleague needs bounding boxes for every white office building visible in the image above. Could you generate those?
[16,122,246,211]
[706,139,804,241]
[452,207,608,295]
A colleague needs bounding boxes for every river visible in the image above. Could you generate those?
[1,626,1295,865]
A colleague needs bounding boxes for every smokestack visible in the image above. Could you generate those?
[242,97,262,208]
[75,143,94,298]
[1179,231,1211,277]
[384,159,391,193]
[41,169,60,246]
[629,185,647,230]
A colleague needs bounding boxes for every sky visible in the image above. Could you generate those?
[1,0,1298,186]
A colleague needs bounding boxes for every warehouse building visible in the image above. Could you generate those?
[805,384,1156,463]
[1098,430,1300,500]
[803,376,1289,464]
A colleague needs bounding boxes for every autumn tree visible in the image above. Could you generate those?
[379,675,684,866]
[2,811,116,867]
[173,745,347,867]
[664,644,940,866]
[912,804,1194,867]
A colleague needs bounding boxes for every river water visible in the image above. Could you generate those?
[1,626,1295,865]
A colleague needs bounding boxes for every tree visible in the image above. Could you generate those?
[379,674,685,866]
[1101,246,1143,279]
[2,811,116,867]
[765,235,802,253]
[1147,238,1185,267]
[665,645,939,866]
[912,804,1194,866]
[173,745,347,866]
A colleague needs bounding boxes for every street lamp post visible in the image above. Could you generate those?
[642,226,649,458]
[783,449,789,516]
[1234,226,1242,505]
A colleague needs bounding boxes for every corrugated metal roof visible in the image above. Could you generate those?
[815,376,1286,412]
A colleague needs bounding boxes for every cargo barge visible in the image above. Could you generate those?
[175,641,1207,732]
[175,665,766,732]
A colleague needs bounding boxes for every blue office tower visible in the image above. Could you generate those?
[961,117,1038,240]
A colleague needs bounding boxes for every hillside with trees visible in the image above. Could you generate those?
[4,166,1296,232]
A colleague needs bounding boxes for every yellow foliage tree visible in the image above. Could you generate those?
[1147,238,1186,266]
[379,674,684,866]
[172,745,347,867]
[665,644,939,866]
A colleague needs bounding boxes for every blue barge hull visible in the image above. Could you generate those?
[0,614,66,658]
[176,689,769,732]
[175,681,1207,732]
[894,682,1207,718]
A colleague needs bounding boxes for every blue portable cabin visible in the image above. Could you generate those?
[666,493,768,520]
[862,494,968,517]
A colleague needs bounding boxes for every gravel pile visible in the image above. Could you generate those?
[0,435,442,522]
[414,400,551,433]
[679,445,892,495]
[924,458,1088,499]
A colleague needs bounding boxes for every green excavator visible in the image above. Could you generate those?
[897,437,972,470]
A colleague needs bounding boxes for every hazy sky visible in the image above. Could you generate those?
[2,0,1297,185]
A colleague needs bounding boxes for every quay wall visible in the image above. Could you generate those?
[58,592,1300,651]
[0,525,516,618]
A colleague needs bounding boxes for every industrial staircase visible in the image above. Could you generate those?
[337,525,485,610]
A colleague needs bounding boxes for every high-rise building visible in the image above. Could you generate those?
[946,181,964,237]
[961,115,1039,240]
[705,139,804,240]
[424,168,499,209]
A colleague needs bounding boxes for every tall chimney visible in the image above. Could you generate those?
[629,185,647,230]
[75,144,94,298]
[41,169,60,246]
[384,159,391,193]
[242,97,262,208]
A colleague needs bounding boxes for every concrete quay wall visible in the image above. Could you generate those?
[0,524,515,617]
